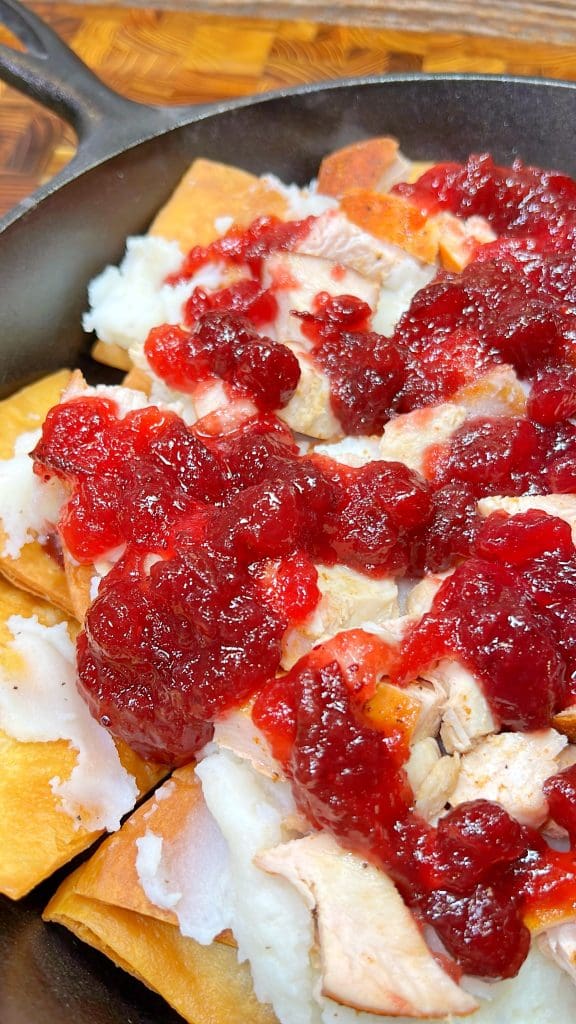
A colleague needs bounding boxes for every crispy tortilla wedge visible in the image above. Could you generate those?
[90,339,132,372]
[63,559,94,624]
[0,575,165,899]
[44,767,276,1024]
[0,370,74,616]
[149,157,289,252]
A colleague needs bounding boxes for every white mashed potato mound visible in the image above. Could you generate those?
[196,747,576,1024]
[0,429,67,558]
[372,257,436,337]
[196,748,321,1024]
[83,236,226,351]
[261,174,339,218]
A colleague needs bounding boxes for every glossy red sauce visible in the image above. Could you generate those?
[395,153,576,240]
[150,161,576,440]
[145,312,301,412]
[183,280,278,330]
[34,151,576,981]
[166,214,314,284]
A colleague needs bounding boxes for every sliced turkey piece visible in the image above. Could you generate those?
[278,346,342,440]
[405,571,454,619]
[213,707,283,781]
[297,209,426,282]
[422,659,496,754]
[281,564,399,670]
[256,832,478,1018]
[450,728,568,828]
[378,403,467,476]
[261,251,379,349]
[452,364,527,417]
[539,921,576,983]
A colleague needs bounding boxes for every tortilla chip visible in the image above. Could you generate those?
[63,557,94,623]
[0,370,71,459]
[90,339,132,372]
[44,766,276,1024]
[66,765,201,925]
[0,370,75,616]
[149,157,289,252]
[0,575,165,899]
[317,137,399,198]
[122,366,152,395]
[0,541,73,617]
[45,882,275,1024]
[340,190,439,264]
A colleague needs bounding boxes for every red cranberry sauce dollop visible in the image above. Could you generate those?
[341,154,576,426]
[146,216,321,414]
[397,510,576,729]
[145,313,301,412]
[167,214,315,284]
[33,398,460,759]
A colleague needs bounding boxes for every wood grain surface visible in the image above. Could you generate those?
[36,0,576,45]
[0,1,575,219]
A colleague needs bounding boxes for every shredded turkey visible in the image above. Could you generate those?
[405,738,460,823]
[450,729,568,827]
[378,403,467,476]
[261,251,379,348]
[422,659,496,754]
[256,832,478,1018]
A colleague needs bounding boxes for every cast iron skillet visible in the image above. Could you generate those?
[0,2,576,1022]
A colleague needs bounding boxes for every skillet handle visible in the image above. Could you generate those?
[0,0,177,148]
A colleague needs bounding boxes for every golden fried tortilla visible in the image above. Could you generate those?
[44,767,276,1024]
[0,370,74,616]
[149,157,289,252]
[0,575,165,899]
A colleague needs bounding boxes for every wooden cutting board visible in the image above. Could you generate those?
[0,1,575,218]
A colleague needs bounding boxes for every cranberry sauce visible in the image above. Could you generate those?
[398,511,575,725]
[145,313,301,412]
[282,244,574,430]
[427,415,576,497]
[395,153,576,241]
[147,215,322,411]
[32,396,479,759]
[148,158,576,435]
[252,631,575,978]
[166,214,315,284]
[304,155,576,429]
